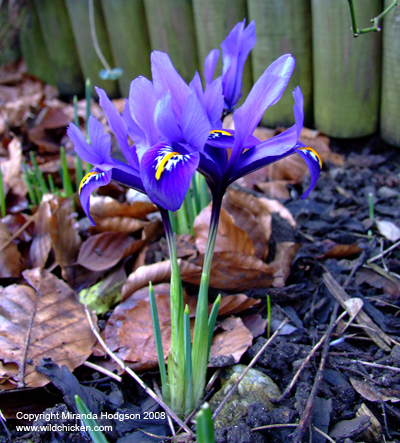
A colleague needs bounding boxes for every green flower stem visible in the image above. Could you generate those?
[160,208,186,414]
[207,294,221,362]
[176,199,189,235]
[149,282,169,404]
[184,188,195,235]
[192,194,222,405]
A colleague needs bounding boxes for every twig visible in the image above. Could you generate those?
[83,300,193,436]
[368,239,400,263]
[0,215,35,253]
[83,361,122,383]
[211,318,288,421]
[343,249,367,287]
[275,310,347,402]
[290,303,339,443]
[251,423,336,443]
[347,0,398,37]
[351,360,400,373]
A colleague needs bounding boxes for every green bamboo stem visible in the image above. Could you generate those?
[248,0,313,127]
[381,0,400,146]
[312,0,382,137]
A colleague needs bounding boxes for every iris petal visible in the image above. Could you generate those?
[296,146,322,199]
[155,91,185,143]
[204,49,219,86]
[79,169,112,225]
[141,143,199,211]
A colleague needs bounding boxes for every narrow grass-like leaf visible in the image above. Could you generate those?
[191,172,200,215]
[29,151,48,195]
[60,147,74,197]
[75,156,84,192]
[85,78,91,143]
[207,294,221,361]
[184,188,195,235]
[75,395,108,443]
[198,173,210,210]
[73,94,79,127]
[149,282,169,403]
[369,192,374,219]
[184,304,193,413]
[22,165,38,206]
[267,294,271,338]
[176,201,190,235]
[47,174,56,195]
[169,211,178,234]
[196,402,215,443]
[0,165,6,218]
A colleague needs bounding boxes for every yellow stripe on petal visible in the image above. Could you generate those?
[299,147,322,169]
[155,151,180,180]
[210,129,233,136]
[79,172,100,194]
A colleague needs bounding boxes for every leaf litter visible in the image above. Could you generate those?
[1,62,400,442]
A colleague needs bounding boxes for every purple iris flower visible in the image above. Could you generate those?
[204,19,256,113]
[67,87,145,225]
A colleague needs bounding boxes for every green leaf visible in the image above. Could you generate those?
[196,402,215,443]
[75,395,108,443]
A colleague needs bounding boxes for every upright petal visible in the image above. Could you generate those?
[141,142,199,211]
[204,77,224,127]
[122,99,147,165]
[226,54,295,177]
[293,86,304,138]
[129,76,159,154]
[96,87,135,166]
[67,118,111,166]
[151,51,191,117]
[78,169,112,225]
[155,91,185,143]
[204,49,219,86]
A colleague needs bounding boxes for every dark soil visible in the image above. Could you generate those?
[2,136,400,443]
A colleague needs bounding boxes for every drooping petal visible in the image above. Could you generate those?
[151,51,191,117]
[141,142,199,211]
[226,54,295,176]
[129,76,159,155]
[67,118,111,166]
[78,169,112,225]
[296,145,322,199]
[180,90,210,152]
[206,129,259,150]
[204,49,219,86]
[221,19,256,111]
[155,91,185,143]
[95,87,135,167]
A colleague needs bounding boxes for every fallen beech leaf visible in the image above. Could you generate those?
[375,220,400,242]
[29,201,52,268]
[350,377,400,403]
[88,195,157,220]
[0,268,96,389]
[269,242,300,288]
[318,243,363,260]
[255,180,291,200]
[258,198,296,228]
[0,221,24,278]
[242,315,267,338]
[217,294,261,316]
[122,259,201,300]
[209,317,253,367]
[222,198,268,260]
[89,216,146,234]
[1,136,27,197]
[194,205,254,255]
[267,152,307,183]
[76,232,144,271]
[105,294,171,371]
[49,197,81,275]
[161,234,198,260]
[185,252,274,292]
[226,189,273,245]
[355,269,400,299]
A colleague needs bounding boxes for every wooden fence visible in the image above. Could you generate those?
[1,0,399,146]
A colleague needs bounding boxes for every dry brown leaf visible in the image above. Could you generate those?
[185,252,274,292]
[242,314,268,338]
[194,205,254,256]
[105,294,171,371]
[209,317,253,367]
[0,268,96,389]
[269,242,300,287]
[76,232,144,272]
[29,201,52,268]
[375,220,400,242]
[318,243,363,260]
[0,221,24,278]
[350,377,400,403]
[226,189,273,245]
[222,198,268,260]
[258,198,296,228]
[122,259,201,300]
[218,294,261,316]
[255,180,291,200]
[1,136,27,197]
[89,216,146,234]
[88,195,157,220]
[355,269,400,299]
